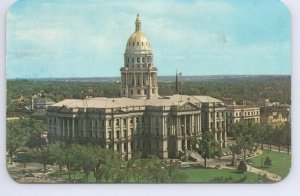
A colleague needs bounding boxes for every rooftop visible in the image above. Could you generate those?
[226,105,259,110]
[51,94,223,109]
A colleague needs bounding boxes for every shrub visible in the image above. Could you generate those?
[264,157,272,167]
[237,161,247,173]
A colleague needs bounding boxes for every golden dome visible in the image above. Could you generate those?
[125,15,152,54]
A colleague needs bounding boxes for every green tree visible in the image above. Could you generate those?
[193,131,221,168]
[6,119,45,164]
[230,121,256,160]
[237,161,247,173]
[229,144,241,166]
[25,131,46,149]
[31,147,52,172]
[49,143,65,173]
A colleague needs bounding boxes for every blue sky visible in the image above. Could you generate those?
[6,0,291,78]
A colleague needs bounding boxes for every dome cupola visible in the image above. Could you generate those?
[120,15,158,99]
[125,14,152,54]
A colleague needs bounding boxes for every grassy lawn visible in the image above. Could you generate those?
[49,168,264,183]
[183,168,261,183]
[250,150,291,178]
[49,171,97,183]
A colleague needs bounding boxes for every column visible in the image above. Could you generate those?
[67,119,70,137]
[83,119,87,137]
[184,115,187,136]
[56,117,59,136]
[162,116,165,136]
[98,119,101,139]
[134,73,136,87]
[91,119,94,138]
[121,142,124,160]
[72,118,75,138]
[62,118,65,137]
[224,131,227,144]
[192,114,194,135]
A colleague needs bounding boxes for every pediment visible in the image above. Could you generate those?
[178,102,200,111]
[113,108,127,114]
[58,105,72,113]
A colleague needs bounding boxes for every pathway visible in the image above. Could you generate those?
[221,165,282,182]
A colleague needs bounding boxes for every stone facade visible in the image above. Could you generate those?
[226,104,260,128]
[47,15,227,160]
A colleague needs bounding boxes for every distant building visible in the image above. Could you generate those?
[47,15,227,160]
[226,104,260,127]
[35,97,55,109]
[31,91,55,121]
[260,104,290,127]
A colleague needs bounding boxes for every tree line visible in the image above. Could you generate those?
[229,121,291,167]
[7,76,290,116]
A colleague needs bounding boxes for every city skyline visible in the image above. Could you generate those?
[7,0,291,79]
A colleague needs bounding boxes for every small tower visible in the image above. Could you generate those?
[120,14,159,99]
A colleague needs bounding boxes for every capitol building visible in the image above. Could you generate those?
[47,15,228,160]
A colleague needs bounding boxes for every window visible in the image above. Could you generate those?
[116,119,120,126]
[130,118,133,125]
[108,131,112,139]
[137,57,140,63]
[142,42,143,46]
[123,130,127,138]
[132,57,134,63]
[143,78,146,85]
[108,120,112,127]
[116,131,120,139]
[130,128,133,136]
[152,89,155,94]
[131,90,133,95]
[216,112,219,117]
[142,57,145,62]
[137,42,139,46]
[133,42,135,46]
[144,89,147,95]
[123,119,127,126]
[138,90,140,95]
